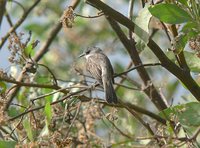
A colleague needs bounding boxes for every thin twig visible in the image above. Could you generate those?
[114,83,139,90]
[75,12,104,18]
[106,116,134,139]
[119,100,162,146]
[98,100,166,125]
[4,0,81,110]
[86,0,200,100]
[128,0,134,39]
[114,63,161,77]
[38,63,58,86]
[65,102,82,138]
[106,16,168,110]
[1,77,61,90]
[8,88,88,121]
[0,0,41,49]
[30,85,89,102]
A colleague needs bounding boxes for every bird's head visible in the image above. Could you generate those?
[79,47,103,58]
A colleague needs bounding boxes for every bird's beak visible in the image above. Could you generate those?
[79,53,85,58]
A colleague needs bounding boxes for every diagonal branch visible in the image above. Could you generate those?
[86,0,200,101]
[4,0,81,111]
[0,0,41,49]
[107,17,168,110]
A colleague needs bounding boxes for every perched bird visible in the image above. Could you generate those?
[79,47,118,104]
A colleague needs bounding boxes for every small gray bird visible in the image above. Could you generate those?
[79,47,118,104]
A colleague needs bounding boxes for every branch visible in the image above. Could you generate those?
[8,86,166,126]
[4,0,81,111]
[101,100,166,125]
[119,100,162,146]
[65,102,82,138]
[86,0,200,101]
[0,0,6,27]
[114,63,161,77]
[8,87,88,121]
[107,17,168,110]
[0,77,60,89]
[0,0,41,49]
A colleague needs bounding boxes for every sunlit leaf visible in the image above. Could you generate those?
[23,118,33,141]
[185,51,200,72]
[24,23,50,38]
[160,102,200,126]
[0,81,6,94]
[135,6,151,34]
[166,51,200,72]
[24,43,33,58]
[173,34,188,54]
[7,107,19,117]
[135,6,151,43]
[44,102,52,125]
[177,0,188,6]
[149,4,192,24]
[0,140,16,148]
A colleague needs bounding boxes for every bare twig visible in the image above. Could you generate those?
[65,102,82,138]
[107,16,168,110]
[0,0,41,49]
[119,100,162,146]
[75,12,104,18]
[98,100,166,125]
[86,0,200,101]
[114,63,161,77]
[8,87,87,121]
[106,116,134,139]
[128,0,134,39]
[38,63,58,86]
[4,0,81,111]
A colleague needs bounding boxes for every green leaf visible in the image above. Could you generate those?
[44,102,52,125]
[24,23,50,37]
[0,81,6,94]
[24,43,33,58]
[160,102,200,126]
[181,22,199,37]
[149,4,192,24]
[178,102,200,126]
[7,107,19,117]
[134,6,151,43]
[135,6,152,34]
[177,0,188,6]
[184,51,200,72]
[173,34,188,54]
[23,118,33,141]
[0,140,16,148]
[166,51,200,72]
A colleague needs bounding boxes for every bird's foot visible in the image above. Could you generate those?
[90,81,99,90]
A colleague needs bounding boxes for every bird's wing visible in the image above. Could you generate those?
[98,54,115,83]
[86,56,103,84]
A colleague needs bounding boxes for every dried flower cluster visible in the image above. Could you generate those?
[8,32,39,74]
[8,31,39,64]
[60,6,75,28]
[0,69,15,81]
[189,35,200,58]
[0,100,8,126]
[8,32,26,64]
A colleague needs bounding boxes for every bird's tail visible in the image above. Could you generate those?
[103,80,118,104]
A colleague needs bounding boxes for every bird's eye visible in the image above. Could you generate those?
[86,50,90,54]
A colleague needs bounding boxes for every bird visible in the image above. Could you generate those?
[79,47,118,104]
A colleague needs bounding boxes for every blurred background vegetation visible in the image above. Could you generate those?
[0,0,200,147]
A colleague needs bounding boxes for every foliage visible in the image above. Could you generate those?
[0,0,200,147]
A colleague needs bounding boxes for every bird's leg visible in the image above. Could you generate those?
[90,81,99,90]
